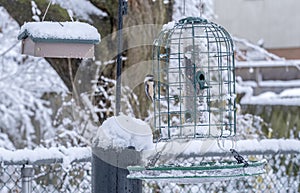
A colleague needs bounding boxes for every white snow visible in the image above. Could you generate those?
[173,0,215,21]
[0,146,91,165]
[279,88,300,98]
[237,139,300,153]
[52,0,107,22]
[150,138,300,159]
[31,1,41,22]
[238,84,300,106]
[0,133,15,150]
[241,79,300,89]
[237,76,300,106]
[162,21,176,31]
[94,114,154,151]
[0,7,68,149]
[19,21,100,42]
[259,80,300,88]
[241,91,300,106]
[1,139,299,164]
[233,37,284,61]
[236,60,300,69]
[58,146,92,168]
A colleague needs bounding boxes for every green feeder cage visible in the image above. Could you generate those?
[153,17,236,140]
[127,17,266,183]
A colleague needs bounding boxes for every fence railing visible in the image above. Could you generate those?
[1,140,300,193]
[236,60,300,95]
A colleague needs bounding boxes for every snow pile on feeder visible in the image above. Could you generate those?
[18,21,100,58]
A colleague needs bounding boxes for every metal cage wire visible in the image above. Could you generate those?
[152,17,236,141]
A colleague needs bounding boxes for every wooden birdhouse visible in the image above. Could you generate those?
[18,21,100,59]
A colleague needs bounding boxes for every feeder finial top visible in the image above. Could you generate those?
[179,17,208,24]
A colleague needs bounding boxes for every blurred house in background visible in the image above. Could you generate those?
[214,0,300,59]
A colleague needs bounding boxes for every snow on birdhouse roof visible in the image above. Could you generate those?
[18,21,100,44]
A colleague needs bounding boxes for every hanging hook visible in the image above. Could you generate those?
[146,138,164,168]
[200,0,203,18]
[183,0,186,16]
[217,137,236,152]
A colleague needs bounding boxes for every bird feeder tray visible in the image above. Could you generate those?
[127,159,267,183]
[18,21,100,59]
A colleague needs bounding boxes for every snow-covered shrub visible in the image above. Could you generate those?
[0,7,66,149]
[236,114,268,140]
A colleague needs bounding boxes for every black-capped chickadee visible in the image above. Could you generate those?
[144,74,154,102]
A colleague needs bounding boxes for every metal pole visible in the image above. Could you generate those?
[116,0,125,115]
[93,1,142,192]
[21,165,34,193]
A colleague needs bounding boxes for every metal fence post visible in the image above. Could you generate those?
[21,165,34,193]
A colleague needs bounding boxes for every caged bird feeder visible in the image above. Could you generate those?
[127,17,266,182]
[152,17,236,140]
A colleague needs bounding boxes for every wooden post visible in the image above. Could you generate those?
[92,147,142,193]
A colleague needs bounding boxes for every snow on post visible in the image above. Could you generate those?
[18,21,100,59]
[93,114,154,152]
[92,114,154,169]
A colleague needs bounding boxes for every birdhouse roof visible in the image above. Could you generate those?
[18,21,100,44]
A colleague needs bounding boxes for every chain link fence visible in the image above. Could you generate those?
[1,149,299,192]
[0,160,91,193]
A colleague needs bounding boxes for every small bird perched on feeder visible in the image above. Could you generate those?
[144,74,154,102]
[230,149,249,167]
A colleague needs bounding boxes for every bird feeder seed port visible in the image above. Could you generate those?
[18,21,100,59]
[127,17,267,183]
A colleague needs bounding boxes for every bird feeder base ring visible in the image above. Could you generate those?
[127,159,267,183]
